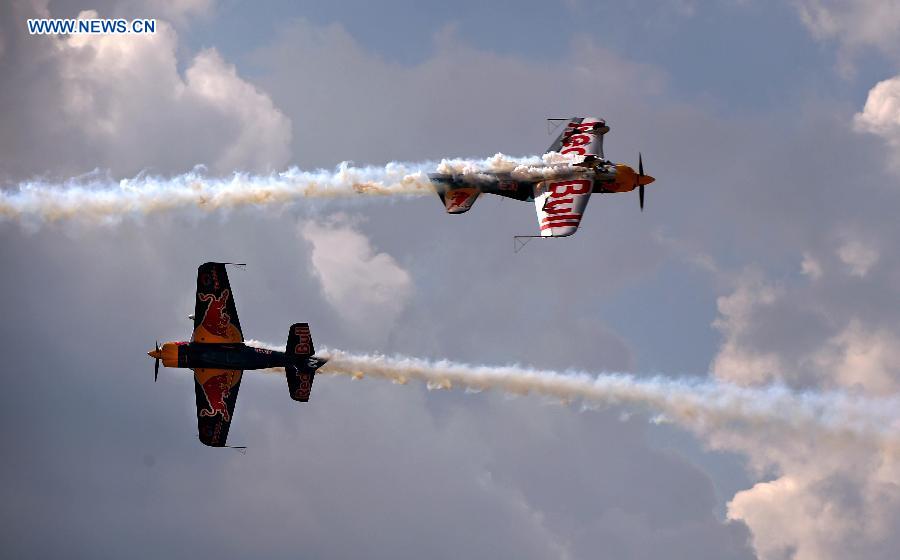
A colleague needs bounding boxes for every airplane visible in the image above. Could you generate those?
[429,117,656,243]
[147,262,329,448]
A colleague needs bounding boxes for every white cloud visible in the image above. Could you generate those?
[0,4,290,179]
[855,76,900,137]
[59,11,290,174]
[813,320,900,393]
[300,214,413,334]
[800,253,823,280]
[711,272,786,386]
[184,49,292,172]
[836,237,879,277]
[705,263,900,560]
[145,0,213,23]
[727,456,900,560]
[794,0,900,57]
[253,19,665,169]
[855,75,900,171]
[710,264,896,394]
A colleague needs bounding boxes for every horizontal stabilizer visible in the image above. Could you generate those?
[441,186,480,214]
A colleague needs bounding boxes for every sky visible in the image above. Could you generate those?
[2,0,900,558]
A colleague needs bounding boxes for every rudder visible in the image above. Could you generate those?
[287,322,314,358]
[285,323,327,402]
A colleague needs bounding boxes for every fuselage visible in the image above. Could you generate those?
[149,341,290,370]
[536,163,655,195]
[431,162,654,201]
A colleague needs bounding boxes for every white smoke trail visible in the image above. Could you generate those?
[274,347,898,448]
[0,153,577,224]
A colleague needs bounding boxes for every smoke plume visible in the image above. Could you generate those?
[252,343,900,449]
[0,153,577,225]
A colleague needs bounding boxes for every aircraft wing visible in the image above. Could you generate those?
[192,262,244,343]
[193,368,243,447]
[546,117,608,159]
[533,178,593,237]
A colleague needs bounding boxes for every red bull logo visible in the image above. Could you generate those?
[293,371,313,401]
[560,119,602,156]
[444,187,478,213]
[293,324,311,355]
[199,289,231,337]
[199,372,234,421]
[449,190,472,207]
[538,179,591,231]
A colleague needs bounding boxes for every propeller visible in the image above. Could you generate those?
[638,153,645,211]
[153,341,160,382]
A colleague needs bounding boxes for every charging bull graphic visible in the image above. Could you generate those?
[190,264,243,343]
[292,371,314,402]
[147,262,329,448]
[199,290,231,338]
[198,371,237,421]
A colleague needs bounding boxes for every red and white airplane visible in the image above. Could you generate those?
[429,117,655,241]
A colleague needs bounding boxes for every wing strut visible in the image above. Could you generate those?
[514,235,534,253]
[513,235,566,253]
[546,118,570,135]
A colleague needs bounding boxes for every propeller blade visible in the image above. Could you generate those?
[154,341,160,382]
[638,153,645,211]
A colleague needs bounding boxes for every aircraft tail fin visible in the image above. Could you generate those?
[286,323,314,359]
[285,323,328,402]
